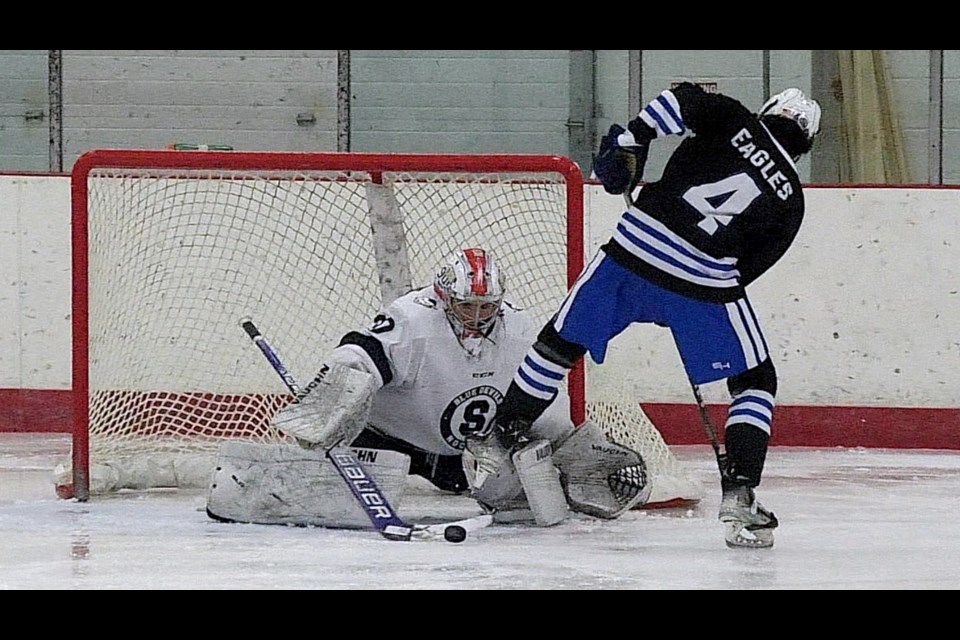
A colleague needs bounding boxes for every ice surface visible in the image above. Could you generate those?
[2,433,959,590]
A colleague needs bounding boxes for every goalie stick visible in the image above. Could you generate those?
[240,317,491,542]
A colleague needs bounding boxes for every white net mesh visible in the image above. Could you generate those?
[586,363,704,507]
[65,152,699,507]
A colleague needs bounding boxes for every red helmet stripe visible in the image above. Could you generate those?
[464,248,488,296]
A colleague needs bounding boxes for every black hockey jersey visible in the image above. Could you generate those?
[602,82,805,303]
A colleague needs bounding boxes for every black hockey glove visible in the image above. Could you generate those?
[592,123,649,195]
[490,415,533,450]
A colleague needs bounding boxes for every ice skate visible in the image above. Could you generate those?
[718,478,778,549]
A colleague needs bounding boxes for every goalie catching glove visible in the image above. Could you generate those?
[552,421,651,518]
[463,418,650,522]
[592,123,651,196]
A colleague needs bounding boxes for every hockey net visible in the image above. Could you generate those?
[63,150,701,507]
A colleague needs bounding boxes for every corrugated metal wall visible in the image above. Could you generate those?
[61,50,339,168]
[0,50,49,171]
[2,50,959,183]
[350,50,569,154]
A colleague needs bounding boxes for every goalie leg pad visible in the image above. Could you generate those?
[553,421,651,519]
[512,439,568,527]
[273,362,378,449]
[206,441,410,529]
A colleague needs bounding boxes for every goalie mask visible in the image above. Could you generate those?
[434,248,505,354]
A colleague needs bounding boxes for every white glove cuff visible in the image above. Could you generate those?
[616,129,639,147]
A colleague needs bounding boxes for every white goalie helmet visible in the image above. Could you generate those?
[434,247,505,348]
[759,87,822,142]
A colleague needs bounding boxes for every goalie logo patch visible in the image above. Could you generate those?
[439,385,504,450]
[369,313,395,334]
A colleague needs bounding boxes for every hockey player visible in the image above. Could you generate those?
[208,248,650,529]
[468,84,821,548]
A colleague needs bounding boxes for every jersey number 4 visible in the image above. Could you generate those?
[682,173,761,235]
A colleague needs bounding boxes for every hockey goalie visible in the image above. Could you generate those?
[207,248,652,529]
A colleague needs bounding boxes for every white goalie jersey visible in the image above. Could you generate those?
[329,286,574,455]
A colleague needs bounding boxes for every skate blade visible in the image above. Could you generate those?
[723,522,775,549]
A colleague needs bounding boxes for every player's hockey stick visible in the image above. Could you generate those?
[241,317,491,542]
[686,377,728,476]
[411,513,494,541]
[618,191,728,476]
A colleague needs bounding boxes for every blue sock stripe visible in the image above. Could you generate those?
[724,415,772,435]
[732,389,775,404]
[522,354,565,381]
[728,407,772,425]
[517,368,558,395]
[731,394,775,412]
[514,372,558,401]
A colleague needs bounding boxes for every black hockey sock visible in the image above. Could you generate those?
[723,423,769,488]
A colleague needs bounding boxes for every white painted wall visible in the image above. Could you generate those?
[0,176,71,388]
[2,176,957,410]
[585,185,960,407]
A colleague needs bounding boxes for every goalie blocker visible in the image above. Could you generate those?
[272,362,379,450]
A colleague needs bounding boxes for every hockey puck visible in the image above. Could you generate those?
[444,525,467,543]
